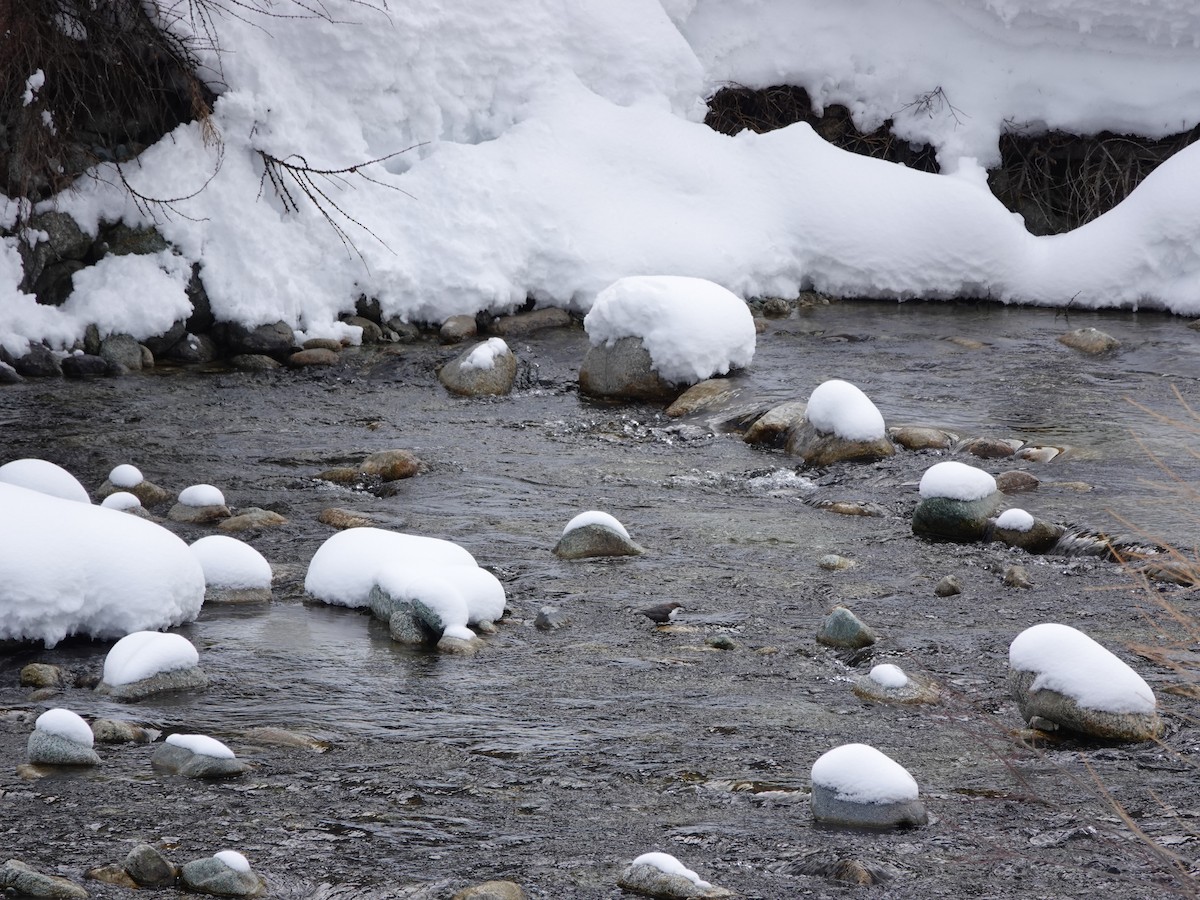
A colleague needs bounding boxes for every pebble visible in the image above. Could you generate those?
[1003,565,1033,588]
[1016,445,1060,463]
[229,353,282,371]
[817,553,854,571]
[439,340,518,396]
[816,606,877,649]
[123,844,178,886]
[486,307,572,337]
[705,634,737,650]
[239,727,329,753]
[84,865,138,889]
[962,436,1020,459]
[318,507,375,529]
[534,606,569,630]
[934,575,963,597]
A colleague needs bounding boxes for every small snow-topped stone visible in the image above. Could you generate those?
[919,461,996,501]
[995,508,1035,532]
[0,458,90,503]
[103,631,199,686]
[213,851,250,874]
[869,664,909,689]
[167,733,236,759]
[461,337,509,371]
[101,491,143,510]
[805,379,885,441]
[563,510,630,539]
[179,483,225,507]
[109,464,144,488]
[811,743,919,804]
[36,708,93,746]
[630,853,711,889]
[1009,623,1155,714]
[190,535,272,589]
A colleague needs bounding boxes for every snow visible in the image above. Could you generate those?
[810,743,920,804]
[869,664,909,689]
[804,380,886,441]
[630,852,712,890]
[461,338,510,371]
[109,464,144,488]
[919,461,997,501]
[0,482,206,646]
[376,567,472,638]
[213,851,251,873]
[103,631,200,686]
[22,70,44,107]
[0,458,91,503]
[178,484,225,507]
[166,733,235,759]
[35,708,93,746]
[8,1,1200,354]
[563,510,631,540]
[1009,622,1157,714]
[101,491,143,511]
[190,535,273,589]
[584,277,756,384]
[996,508,1036,531]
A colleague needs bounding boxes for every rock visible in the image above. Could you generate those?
[91,719,154,744]
[178,857,263,897]
[27,730,101,766]
[344,315,383,343]
[318,507,374,529]
[814,500,886,517]
[665,379,740,418]
[810,744,928,829]
[61,354,110,378]
[451,880,527,900]
[743,400,807,447]
[12,344,63,378]
[218,508,288,532]
[439,314,478,344]
[316,466,360,485]
[934,575,962,597]
[20,663,63,688]
[206,584,272,605]
[288,348,339,367]
[912,493,1001,542]
[552,523,645,559]
[303,338,343,352]
[785,419,895,467]
[151,743,249,779]
[239,727,329,752]
[166,332,219,364]
[99,334,145,371]
[99,223,169,257]
[578,336,679,402]
[142,320,188,359]
[0,859,89,899]
[888,425,956,451]
[992,518,1064,554]
[1003,565,1033,588]
[534,606,569,630]
[229,353,282,372]
[780,856,893,886]
[0,361,23,383]
[486,307,572,337]
[1009,665,1162,743]
[996,470,1040,494]
[95,665,208,701]
[384,317,422,343]
[123,844,178,886]
[816,607,876,649]
[168,502,232,524]
[705,634,737,650]
[616,860,731,899]
[1016,445,1060,463]
[389,608,434,645]
[85,865,139,889]
[360,449,421,481]
[1059,327,1119,354]
[852,665,939,704]
[962,436,1020,459]
[215,321,296,358]
[439,339,518,396]
[817,554,854,571]
[759,297,791,318]
[437,633,483,655]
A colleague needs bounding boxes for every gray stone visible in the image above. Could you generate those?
[705,634,737,650]
[743,400,807,448]
[486,307,572,337]
[996,470,1040,494]
[99,334,146,371]
[12,344,63,378]
[288,348,339,367]
[178,857,263,897]
[61,354,110,378]
[436,633,483,655]
[344,315,383,343]
[151,743,248,779]
[817,554,854,571]
[123,844,177,886]
[91,719,154,744]
[0,859,89,899]
[451,880,527,900]
[27,730,101,766]
[934,575,962,597]
[1008,668,1164,742]
[534,606,569,630]
[19,211,91,291]
[616,862,731,899]
[816,606,876,649]
[852,672,939,705]
[785,420,895,467]
[991,518,1064,554]
[0,361,22,384]
[355,295,382,323]
[239,727,329,753]
[888,425,956,451]
[166,332,219,364]
[439,342,518,396]
[205,585,272,605]
[229,354,282,372]
[552,523,645,560]
[359,449,421,481]
[439,314,478,344]
[664,379,740,418]
[99,223,169,257]
[168,502,231,524]
[218,508,288,532]
[810,783,929,829]
[911,492,1001,542]
[1059,327,1119,354]
[216,321,296,357]
[389,608,434,645]
[317,507,374,529]
[96,665,208,701]
[85,864,138,889]
[303,338,343,352]
[20,663,62,688]
[142,320,188,358]
[1003,565,1033,589]
[384,317,422,343]
[962,436,1020,459]
[578,336,679,401]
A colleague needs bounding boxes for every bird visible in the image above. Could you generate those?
[639,602,682,624]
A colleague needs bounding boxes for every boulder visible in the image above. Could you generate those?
[816,607,876,649]
[12,344,63,378]
[810,744,928,829]
[99,334,146,371]
[288,348,339,367]
[151,743,248,779]
[91,719,154,744]
[166,333,219,364]
[552,523,645,559]
[1008,668,1162,741]
[743,400,807,447]
[486,307,572,337]
[123,844,178,886]
[996,470,1040,494]
[27,730,101,766]
[888,425,956,451]
[664,379,740,418]
[61,354,110,378]
[578,336,678,402]
[95,665,208,701]
[439,339,518,396]
[912,493,1000,542]
[439,314,478,344]
[215,321,296,358]
[1059,327,1119,354]
[0,361,22,383]
[229,354,282,372]
[785,419,895,467]
[178,857,263,897]
[991,518,1064,554]
[20,664,63,688]
[616,859,730,899]
[0,859,89,899]
[359,449,421,481]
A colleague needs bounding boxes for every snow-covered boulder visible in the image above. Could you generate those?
[786,380,895,466]
[439,337,518,396]
[617,852,731,899]
[152,734,248,779]
[990,507,1064,554]
[179,851,263,897]
[0,483,205,646]
[27,708,101,766]
[552,510,645,559]
[580,276,755,401]
[95,631,208,700]
[96,463,172,506]
[190,535,273,604]
[810,743,928,828]
[1008,623,1163,742]
[911,461,1000,542]
[0,458,90,503]
[168,483,231,524]
[852,664,939,705]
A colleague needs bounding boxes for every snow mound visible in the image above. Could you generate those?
[1009,623,1156,714]
[810,743,920,804]
[101,491,143,511]
[104,631,200,686]
[190,535,272,589]
[0,458,90,503]
[36,708,93,746]
[869,664,909,689]
[630,852,711,890]
[214,851,251,873]
[166,733,235,759]
[376,567,472,639]
[109,464,144,488]
[562,510,631,540]
[584,276,756,384]
[805,379,886,441]
[462,337,510,371]
[179,484,225,507]
[995,508,1035,532]
[0,483,205,646]
[919,461,997,501]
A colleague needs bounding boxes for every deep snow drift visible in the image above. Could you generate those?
[4,0,1200,357]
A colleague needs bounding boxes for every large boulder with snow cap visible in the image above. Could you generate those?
[27,708,101,766]
[553,510,644,559]
[96,631,208,700]
[580,276,755,401]
[152,734,248,779]
[911,461,1000,542]
[439,337,518,396]
[1008,623,1163,741]
[617,852,731,898]
[810,743,928,828]
[189,535,273,603]
[786,380,894,466]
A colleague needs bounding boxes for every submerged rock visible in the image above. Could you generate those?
[853,664,939,705]
[359,449,421,481]
[888,425,956,451]
[1059,327,1119,354]
[743,400,807,448]
[91,719,155,744]
[218,508,288,532]
[664,379,741,418]
[785,419,895,467]
[451,881,527,900]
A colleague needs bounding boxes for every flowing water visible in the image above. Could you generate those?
[2,300,1199,899]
